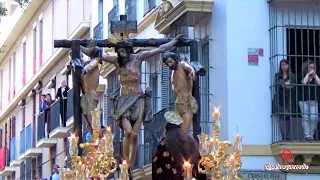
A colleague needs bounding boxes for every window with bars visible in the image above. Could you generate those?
[269,0,320,142]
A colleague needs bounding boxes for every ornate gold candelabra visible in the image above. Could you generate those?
[59,109,118,180]
[197,107,243,180]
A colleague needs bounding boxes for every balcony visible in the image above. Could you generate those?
[0,146,15,176]
[271,83,320,173]
[9,137,21,167]
[24,124,42,157]
[93,21,103,39]
[49,99,68,139]
[36,112,57,148]
[108,5,119,22]
[66,88,74,129]
[19,128,27,161]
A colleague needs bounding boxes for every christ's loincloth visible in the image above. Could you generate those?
[81,93,99,115]
[174,96,198,115]
[110,88,152,129]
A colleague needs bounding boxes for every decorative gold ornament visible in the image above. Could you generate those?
[198,106,242,180]
[59,109,118,180]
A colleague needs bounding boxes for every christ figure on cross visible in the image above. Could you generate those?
[81,34,184,168]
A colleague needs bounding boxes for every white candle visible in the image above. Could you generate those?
[209,137,214,153]
[183,161,192,180]
[68,133,78,156]
[213,107,220,128]
[100,137,107,153]
[235,134,241,152]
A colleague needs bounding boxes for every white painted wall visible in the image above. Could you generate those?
[1,62,9,107]
[42,1,53,62]
[223,0,271,144]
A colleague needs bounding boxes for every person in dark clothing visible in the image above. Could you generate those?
[39,94,47,113]
[300,60,320,140]
[152,111,206,180]
[45,94,54,138]
[275,59,296,140]
[56,79,70,127]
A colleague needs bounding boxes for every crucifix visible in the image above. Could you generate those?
[54,15,203,166]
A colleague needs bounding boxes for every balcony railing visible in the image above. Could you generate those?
[19,124,32,156]
[93,21,103,39]
[66,88,73,120]
[37,112,46,141]
[20,129,26,155]
[25,124,32,150]
[50,100,61,132]
[10,137,15,162]
[271,83,320,143]
[108,5,119,22]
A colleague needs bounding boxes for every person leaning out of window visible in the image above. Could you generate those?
[300,60,320,141]
[275,59,296,141]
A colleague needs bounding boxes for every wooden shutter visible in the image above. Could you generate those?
[11,116,16,138]
[161,65,170,110]
[4,123,7,146]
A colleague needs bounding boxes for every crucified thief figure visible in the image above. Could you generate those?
[81,34,185,168]
[71,47,101,132]
[162,52,198,133]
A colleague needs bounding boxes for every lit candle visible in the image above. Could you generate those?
[105,126,114,154]
[106,126,112,134]
[120,160,129,180]
[213,107,220,128]
[67,133,79,156]
[183,161,192,180]
[100,137,107,153]
[209,137,215,153]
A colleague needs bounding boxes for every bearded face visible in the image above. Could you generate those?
[165,57,178,70]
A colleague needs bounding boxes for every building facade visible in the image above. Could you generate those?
[0,0,97,179]
[95,0,320,179]
[1,0,320,179]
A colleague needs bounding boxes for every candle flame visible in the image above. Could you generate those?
[122,160,127,165]
[107,126,112,132]
[184,161,191,167]
[230,154,235,160]
[209,137,214,142]
[70,133,76,138]
[213,106,220,114]
[102,137,106,139]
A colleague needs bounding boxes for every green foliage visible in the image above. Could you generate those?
[0,3,7,17]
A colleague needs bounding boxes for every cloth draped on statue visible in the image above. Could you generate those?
[152,138,206,180]
[0,146,6,171]
[110,88,152,129]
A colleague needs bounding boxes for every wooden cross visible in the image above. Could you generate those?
[53,15,201,155]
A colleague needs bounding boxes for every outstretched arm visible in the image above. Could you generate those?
[183,62,196,81]
[100,54,118,64]
[138,34,184,60]
[82,58,100,75]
